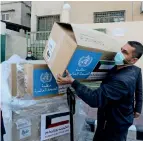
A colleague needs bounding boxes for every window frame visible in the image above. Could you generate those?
[93,10,125,23]
[1,12,10,21]
[37,14,60,31]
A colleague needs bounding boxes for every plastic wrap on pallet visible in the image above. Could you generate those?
[0,55,26,141]
[16,62,26,97]
[10,95,68,113]
[74,97,97,141]
[74,98,88,141]
[4,95,70,141]
[1,55,27,119]
[74,82,103,141]
[75,117,95,141]
[1,54,96,141]
[78,118,95,141]
[0,55,70,141]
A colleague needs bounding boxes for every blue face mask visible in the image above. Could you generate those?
[114,51,125,66]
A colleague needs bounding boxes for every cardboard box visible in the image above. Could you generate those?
[11,108,70,141]
[87,60,115,81]
[10,64,17,96]
[9,64,25,97]
[43,22,121,80]
[4,96,70,141]
[24,64,70,99]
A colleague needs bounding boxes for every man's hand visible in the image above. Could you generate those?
[57,70,75,85]
[134,112,140,118]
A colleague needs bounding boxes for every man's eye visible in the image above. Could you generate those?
[123,51,128,55]
[122,50,124,53]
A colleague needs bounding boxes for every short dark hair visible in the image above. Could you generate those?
[28,50,32,53]
[128,41,143,59]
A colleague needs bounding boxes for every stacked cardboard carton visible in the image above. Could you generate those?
[10,61,70,99]
[4,96,70,141]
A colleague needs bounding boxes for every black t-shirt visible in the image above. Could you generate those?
[26,56,37,60]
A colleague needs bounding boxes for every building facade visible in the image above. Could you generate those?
[1,1,31,27]
[31,1,143,32]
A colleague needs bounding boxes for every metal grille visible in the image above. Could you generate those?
[26,31,51,60]
[94,11,125,23]
[37,15,60,31]
[26,15,60,60]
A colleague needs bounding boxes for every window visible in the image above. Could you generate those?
[1,13,10,21]
[95,28,106,34]
[141,1,143,13]
[94,11,125,23]
[37,15,60,31]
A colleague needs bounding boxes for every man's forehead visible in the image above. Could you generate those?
[122,43,135,51]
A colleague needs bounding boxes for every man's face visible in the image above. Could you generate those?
[28,51,32,57]
[121,43,138,65]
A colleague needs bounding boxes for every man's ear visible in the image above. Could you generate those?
[132,58,138,64]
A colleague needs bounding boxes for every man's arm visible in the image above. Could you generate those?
[71,80,128,108]
[135,69,143,114]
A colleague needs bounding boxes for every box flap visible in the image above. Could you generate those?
[57,22,76,42]
[71,24,122,53]
[57,22,73,30]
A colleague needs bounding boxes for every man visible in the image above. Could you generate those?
[57,41,143,141]
[26,50,37,60]
[94,44,142,141]
[94,66,142,141]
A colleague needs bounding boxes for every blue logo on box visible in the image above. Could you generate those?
[67,49,102,79]
[33,69,58,97]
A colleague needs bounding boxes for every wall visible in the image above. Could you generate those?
[23,1,31,7]
[132,1,143,21]
[21,2,31,27]
[31,1,64,32]
[1,1,31,27]
[67,1,143,23]
[1,1,18,4]
[31,1,143,32]
[1,2,22,25]
[0,21,6,35]
[6,29,26,37]
[79,21,143,43]
[80,21,143,69]
[5,32,27,60]
[0,21,27,60]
